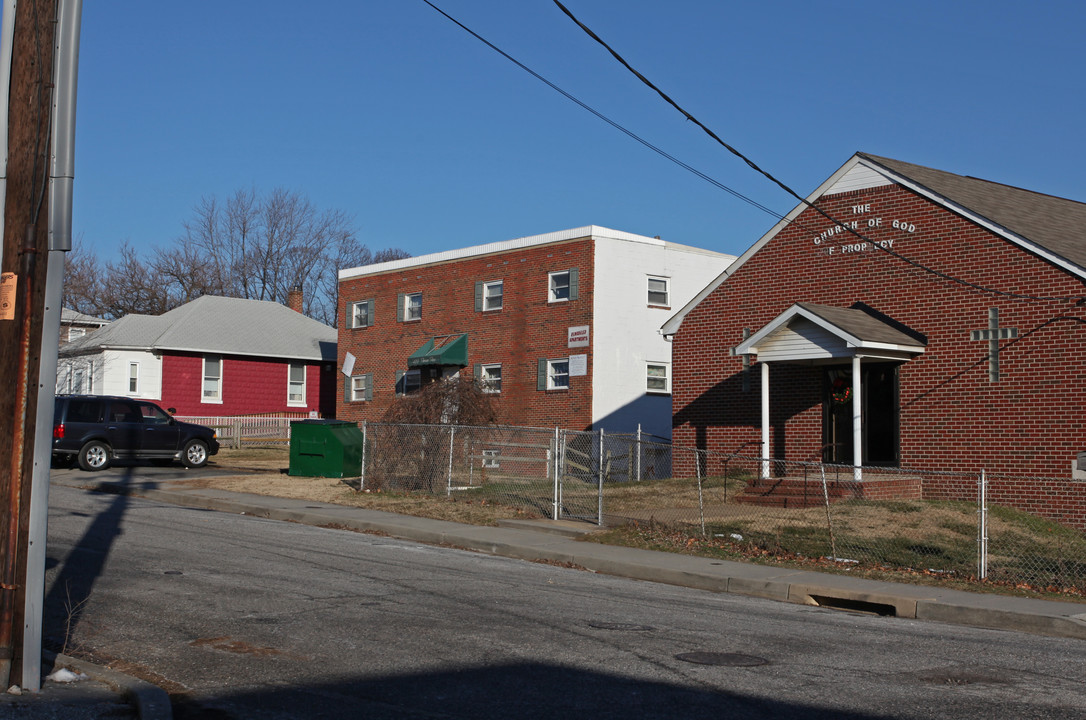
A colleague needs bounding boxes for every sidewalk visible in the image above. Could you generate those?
[0,651,169,720]
[58,473,1086,642]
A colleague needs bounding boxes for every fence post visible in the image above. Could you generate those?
[233,418,241,449]
[447,426,455,497]
[598,429,605,526]
[696,448,705,537]
[978,470,988,579]
[360,420,367,490]
[636,424,642,483]
[552,428,560,520]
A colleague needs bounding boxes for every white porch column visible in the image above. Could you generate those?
[761,361,770,479]
[852,355,862,482]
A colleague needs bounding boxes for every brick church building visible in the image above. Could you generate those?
[663,153,1086,529]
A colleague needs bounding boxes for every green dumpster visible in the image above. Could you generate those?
[289,420,365,478]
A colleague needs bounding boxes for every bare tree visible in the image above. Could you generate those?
[64,188,409,325]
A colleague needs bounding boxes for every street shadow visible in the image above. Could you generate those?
[170,662,898,720]
[42,464,163,652]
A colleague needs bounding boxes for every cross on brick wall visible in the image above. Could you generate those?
[970,308,1017,382]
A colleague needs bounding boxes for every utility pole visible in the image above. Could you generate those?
[0,0,81,691]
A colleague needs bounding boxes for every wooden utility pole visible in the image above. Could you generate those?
[0,0,58,688]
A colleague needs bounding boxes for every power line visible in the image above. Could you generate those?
[550,0,1086,304]
[420,0,783,221]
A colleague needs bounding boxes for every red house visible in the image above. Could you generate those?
[663,153,1086,529]
[57,295,338,417]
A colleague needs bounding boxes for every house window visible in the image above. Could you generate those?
[349,299,374,329]
[128,362,139,394]
[482,449,501,468]
[202,355,222,402]
[477,363,502,393]
[476,280,503,311]
[72,367,85,394]
[646,363,670,394]
[396,369,422,396]
[288,363,307,406]
[549,271,570,302]
[647,276,670,306]
[399,292,422,322]
[68,327,85,341]
[539,358,569,390]
[348,373,373,402]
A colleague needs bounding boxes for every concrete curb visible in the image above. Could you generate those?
[46,651,172,720]
[62,476,1086,642]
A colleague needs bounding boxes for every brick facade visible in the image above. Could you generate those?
[671,179,1086,528]
[338,237,596,430]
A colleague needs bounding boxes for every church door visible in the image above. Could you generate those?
[822,363,899,466]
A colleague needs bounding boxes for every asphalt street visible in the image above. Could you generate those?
[41,481,1086,720]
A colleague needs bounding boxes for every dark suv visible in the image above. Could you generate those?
[53,395,220,471]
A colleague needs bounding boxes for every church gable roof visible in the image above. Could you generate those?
[662,153,1086,337]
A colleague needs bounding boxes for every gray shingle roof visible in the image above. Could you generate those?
[60,296,336,362]
[859,153,1086,273]
[796,302,925,347]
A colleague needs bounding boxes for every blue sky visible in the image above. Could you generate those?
[69,1,1086,262]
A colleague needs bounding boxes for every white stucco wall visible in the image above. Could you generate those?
[57,349,162,399]
[591,234,735,439]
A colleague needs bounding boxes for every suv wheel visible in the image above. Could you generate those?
[78,441,111,471]
[181,440,209,469]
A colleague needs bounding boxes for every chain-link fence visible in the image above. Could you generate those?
[351,422,1086,593]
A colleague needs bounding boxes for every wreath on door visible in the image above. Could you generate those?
[831,377,851,404]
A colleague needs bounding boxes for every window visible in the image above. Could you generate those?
[72,367,86,394]
[538,358,569,390]
[288,363,306,405]
[548,269,579,303]
[476,280,503,311]
[398,292,422,322]
[647,276,670,306]
[128,362,139,394]
[348,373,373,402]
[349,299,374,328]
[476,363,502,393]
[68,327,85,341]
[646,363,670,394]
[482,449,501,468]
[203,355,222,402]
[396,369,422,396]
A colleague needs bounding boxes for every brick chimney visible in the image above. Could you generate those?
[287,285,304,313]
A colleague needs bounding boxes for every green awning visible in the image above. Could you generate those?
[407,334,468,368]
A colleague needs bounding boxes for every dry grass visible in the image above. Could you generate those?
[194,447,1086,601]
[191,447,532,526]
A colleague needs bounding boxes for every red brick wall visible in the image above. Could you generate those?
[161,352,330,417]
[337,237,595,430]
[672,184,1086,527]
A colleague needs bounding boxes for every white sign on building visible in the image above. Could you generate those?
[568,325,590,348]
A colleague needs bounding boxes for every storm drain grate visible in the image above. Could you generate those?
[676,652,769,667]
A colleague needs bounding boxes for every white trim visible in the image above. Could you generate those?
[287,362,307,406]
[479,363,502,393]
[202,354,223,404]
[855,156,1086,281]
[546,358,570,390]
[339,225,729,281]
[548,270,571,303]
